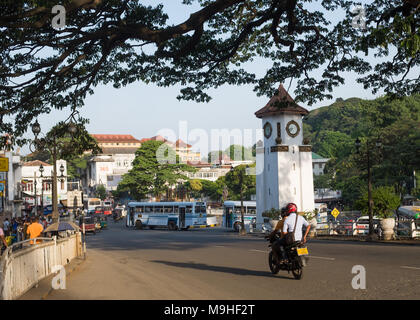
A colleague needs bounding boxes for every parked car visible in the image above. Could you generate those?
[356,216,381,235]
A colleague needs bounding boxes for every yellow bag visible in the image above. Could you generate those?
[5,236,13,246]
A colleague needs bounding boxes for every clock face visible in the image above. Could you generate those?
[286,120,300,137]
[263,122,272,139]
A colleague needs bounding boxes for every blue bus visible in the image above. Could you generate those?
[222,201,257,232]
[126,201,207,230]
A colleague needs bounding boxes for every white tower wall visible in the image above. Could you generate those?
[256,111,315,230]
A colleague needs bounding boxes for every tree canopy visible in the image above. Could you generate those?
[305,94,420,206]
[1,0,419,146]
[117,140,196,200]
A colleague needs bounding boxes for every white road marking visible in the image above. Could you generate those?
[214,245,225,248]
[250,249,269,253]
[400,266,420,270]
[308,256,335,261]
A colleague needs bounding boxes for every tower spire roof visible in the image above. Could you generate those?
[255,84,309,118]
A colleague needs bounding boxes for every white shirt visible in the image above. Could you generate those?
[3,220,9,231]
[282,213,309,241]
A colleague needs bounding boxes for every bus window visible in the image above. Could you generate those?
[173,206,179,213]
[145,206,152,213]
[155,206,163,213]
[234,207,242,214]
[135,206,144,213]
[164,206,173,213]
[247,207,256,214]
[186,206,193,213]
[198,205,207,213]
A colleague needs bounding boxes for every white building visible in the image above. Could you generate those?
[21,159,68,208]
[0,150,22,217]
[312,152,330,175]
[85,134,141,193]
[255,84,315,229]
[185,162,232,182]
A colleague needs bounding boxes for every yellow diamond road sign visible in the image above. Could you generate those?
[331,208,340,219]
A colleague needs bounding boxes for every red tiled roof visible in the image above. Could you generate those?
[255,84,309,118]
[186,161,211,168]
[91,134,141,143]
[140,136,192,148]
[23,160,50,167]
[174,139,192,148]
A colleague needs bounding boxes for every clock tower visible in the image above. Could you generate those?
[255,84,314,229]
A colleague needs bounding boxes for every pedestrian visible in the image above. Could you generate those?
[42,218,48,229]
[0,224,8,255]
[16,218,23,243]
[26,217,44,245]
[23,218,31,240]
[3,218,10,236]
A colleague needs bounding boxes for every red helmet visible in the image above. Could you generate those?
[286,203,297,215]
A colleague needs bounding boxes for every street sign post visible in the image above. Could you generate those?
[331,207,340,222]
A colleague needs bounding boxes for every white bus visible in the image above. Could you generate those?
[222,201,257,232]
[84,198,101,214]
[126,201,207,230]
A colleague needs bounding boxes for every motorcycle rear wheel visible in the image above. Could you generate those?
[268,251,280,274]
[292,257,303,279]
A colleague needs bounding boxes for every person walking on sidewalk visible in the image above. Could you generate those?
[0,226,8,255]
[26,217,44,245]
[3,218,10,236]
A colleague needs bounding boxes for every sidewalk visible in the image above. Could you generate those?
[18,256,86,300]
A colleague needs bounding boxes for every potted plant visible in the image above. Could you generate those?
[262,208,282,230]
[301,210,318,237]
[378,210,396,240]
[356,186,400,240]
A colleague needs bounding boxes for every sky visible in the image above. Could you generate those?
[18,1,397,157]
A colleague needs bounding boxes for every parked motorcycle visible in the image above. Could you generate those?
[265,233,309,280]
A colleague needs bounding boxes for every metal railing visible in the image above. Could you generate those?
[315,218,420,239]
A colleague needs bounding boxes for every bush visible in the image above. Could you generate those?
[355,186,400,219]
[301,210,317,221]
[262,208,282,220]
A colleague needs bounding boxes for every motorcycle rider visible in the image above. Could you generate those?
[271,203,311,263]
[269,207,287,262]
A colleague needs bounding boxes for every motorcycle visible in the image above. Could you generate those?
[265,233,309,280]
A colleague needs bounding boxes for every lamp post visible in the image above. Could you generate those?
[355,137,381,239]
[30,119,76,224]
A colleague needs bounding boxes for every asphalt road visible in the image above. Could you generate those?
[42,221,420,300]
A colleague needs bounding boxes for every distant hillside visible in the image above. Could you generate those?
[303,94,420,160]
